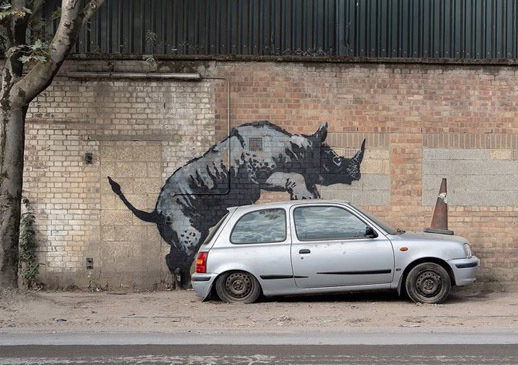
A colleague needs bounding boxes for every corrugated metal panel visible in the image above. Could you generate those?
[40,0,518,60]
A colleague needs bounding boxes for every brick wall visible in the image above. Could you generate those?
[25,64,216,289]
[24,60,518,288]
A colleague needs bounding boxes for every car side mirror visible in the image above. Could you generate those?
[365,226,378,238]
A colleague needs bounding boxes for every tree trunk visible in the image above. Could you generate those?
[0,0,104,288]
[0,101,26,288]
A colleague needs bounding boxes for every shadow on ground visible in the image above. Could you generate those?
[261,290,402,304]
[206,281,506,305]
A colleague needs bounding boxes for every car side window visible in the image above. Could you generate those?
[230,208,286,244]
[294,206,367,241]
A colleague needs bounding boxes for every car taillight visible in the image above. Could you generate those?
[196,252,208,273]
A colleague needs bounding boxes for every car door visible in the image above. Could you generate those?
[226,207,295,293]
[290,204,395,288]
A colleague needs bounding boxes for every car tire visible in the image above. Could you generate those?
[405,262,451,304]
[215,271,261,304]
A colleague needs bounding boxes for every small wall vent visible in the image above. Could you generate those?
[249,137,263,151]
[84,152,93,164]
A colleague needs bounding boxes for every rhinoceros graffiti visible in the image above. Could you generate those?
[108,121,365,287]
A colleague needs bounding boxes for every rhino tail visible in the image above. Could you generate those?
[107,176,158,223]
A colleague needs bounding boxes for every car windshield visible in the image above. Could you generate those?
[349,204,399,235]
[202,212,229,245]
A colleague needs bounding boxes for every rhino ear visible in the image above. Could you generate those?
[313,122,328,142]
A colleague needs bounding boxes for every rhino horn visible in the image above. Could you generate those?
[352,139,366,163]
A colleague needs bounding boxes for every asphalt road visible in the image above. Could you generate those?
[2,344,518,364]
[2,330,518,364]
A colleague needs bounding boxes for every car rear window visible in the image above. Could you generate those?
[202,212,229,245]
[230,208,286,244]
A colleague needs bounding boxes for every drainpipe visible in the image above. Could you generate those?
[66,72,203,80]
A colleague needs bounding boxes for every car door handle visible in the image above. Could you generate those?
[299,249,311,254]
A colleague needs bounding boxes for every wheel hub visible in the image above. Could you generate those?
[416,271,441,297]
[232,279,244,291]
[226,273,251,298]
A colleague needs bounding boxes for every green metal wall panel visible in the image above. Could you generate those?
[40,0,518,60]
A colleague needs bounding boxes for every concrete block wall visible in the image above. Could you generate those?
[23,60,518,288]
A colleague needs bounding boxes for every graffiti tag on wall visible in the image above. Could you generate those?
[108,121,365,287]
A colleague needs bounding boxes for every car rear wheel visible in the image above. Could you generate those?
[405,263,451,304]
[215,271,261,304]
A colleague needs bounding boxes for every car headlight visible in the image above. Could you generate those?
[463,243,473,258]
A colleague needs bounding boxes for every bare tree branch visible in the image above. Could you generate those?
[10,0,104,105]
[28,0,44,17]
[82,0,104,27]
[10,1,31,47]
[3,25,14,48]
[11,0,27,10]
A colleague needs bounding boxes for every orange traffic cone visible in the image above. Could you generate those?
[425,178,454,235]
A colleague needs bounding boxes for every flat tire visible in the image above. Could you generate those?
[405,263,451,304]
[215,271,261,304]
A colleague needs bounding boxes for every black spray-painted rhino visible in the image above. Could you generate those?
[108,121,365,287]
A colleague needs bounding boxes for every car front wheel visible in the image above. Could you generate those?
[405,262,451,304]
[215,271,261,304]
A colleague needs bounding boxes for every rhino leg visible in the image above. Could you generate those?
[264,172,320,200]
[166,249,192,289]
[164,222,203,289]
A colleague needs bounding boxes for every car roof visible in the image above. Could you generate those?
[228,199,352,212]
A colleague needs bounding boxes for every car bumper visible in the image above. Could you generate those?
[191,273,217,300]
[448,256,480,286]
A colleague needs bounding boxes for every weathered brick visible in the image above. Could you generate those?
[23,59,518,289]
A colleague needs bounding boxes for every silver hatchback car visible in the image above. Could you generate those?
[192,200,480,304]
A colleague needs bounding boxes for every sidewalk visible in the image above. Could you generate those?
[1,282,517,335]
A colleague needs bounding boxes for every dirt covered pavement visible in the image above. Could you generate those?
[1,282,518,334]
